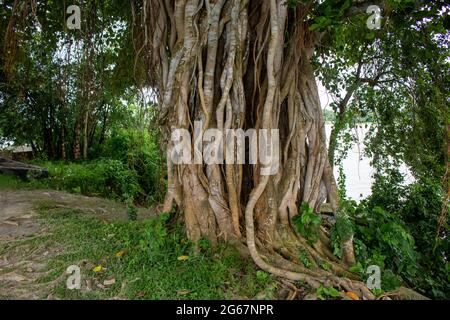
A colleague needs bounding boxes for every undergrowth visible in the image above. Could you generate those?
[28,201,277,300]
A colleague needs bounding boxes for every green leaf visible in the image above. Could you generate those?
[309,24,320,31]
[256,270,269,282]
[316,285,341,300]
[365,32,375,40]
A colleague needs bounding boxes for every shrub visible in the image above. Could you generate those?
[293,202,322,244]
[37,159,141,202]
[335,176,449,298]
[32,128,166,207]
[101,128,165,205]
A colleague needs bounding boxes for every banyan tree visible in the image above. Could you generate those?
[2,0,441,299]
[138,0,378,298]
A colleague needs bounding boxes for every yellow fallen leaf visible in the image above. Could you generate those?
[115,250,125,258]
[345,291,360,300]
[177,255,189,261]
[92,265,103,273]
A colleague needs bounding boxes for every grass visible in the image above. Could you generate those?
[0,173,278,300]
[0,172,53,192]
[0,174,33,189]
[16,200,277,300]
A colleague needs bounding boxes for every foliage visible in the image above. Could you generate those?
[0,0,140,160]
[293,203,322,244]
[330,204,354,258]
[7,126,166,207]
[313,0,449,299]
[315,0,448,181]
[335,173,450,298]
[32,159,139,201]
[99,128,165,205]
[369,171,449,299]
[299,249,313,269]
[316,285,341,300]
[0,0,448,300]
[0,174,30,190]
[126,200,138,221]
[256,271,270,282]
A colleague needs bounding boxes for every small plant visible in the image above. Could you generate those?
[320,262,331,271]
[316,285,341,300]
[127,204,138,221]
[197,238,211,252]
[330,203,354,259]
[292,202,321,244]
[256,270,270,282]
[371,288,384,297]
[381,269,402,291]
[299,249,312,269]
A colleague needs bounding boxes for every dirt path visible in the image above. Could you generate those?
[0,189,152,300]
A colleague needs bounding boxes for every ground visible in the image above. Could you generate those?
[0,189,152,299]
[0,183,300,300]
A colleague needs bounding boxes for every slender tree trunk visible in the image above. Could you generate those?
[73,121,81,160]
[98,110,108,146]
[83,110,89,159]
[61,126,66,161]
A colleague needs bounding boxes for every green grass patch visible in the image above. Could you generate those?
[0,174,32,190]
[29,201,276,300]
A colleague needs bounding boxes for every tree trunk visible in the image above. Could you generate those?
[83,111,89,159]
[144,0,368,297]
[61,125,66,161]
[73,121,81,161]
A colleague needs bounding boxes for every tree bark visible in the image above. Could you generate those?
[143,0,368,297]
[73,121,81,161]
[83,110,89,159]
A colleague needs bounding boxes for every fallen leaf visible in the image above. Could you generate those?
[115,250,125,258]
[137,291,146,298]
[92,265,103,273]
[345,291,360,300]
[177,255,189,261]
[177,289,191,295]
[104,278,116,286]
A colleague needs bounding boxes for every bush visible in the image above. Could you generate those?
[335,174,449,299]
[100,128,165,205]
[293,202,322,244]
[38,159,141,202]
[31,128,166,207]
